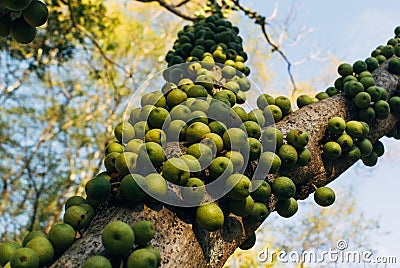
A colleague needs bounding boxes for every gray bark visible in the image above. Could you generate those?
[50,60,400,268]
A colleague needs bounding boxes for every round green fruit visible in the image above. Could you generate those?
[131,220,156,246]
[374,100,390,119]
[127,248,158,268]
[48,223,76,252]
[102,221,135,256]
[22,231,47,247]
[245,202,269,222]
[354,92,371,109]
[85,175,111,200]
[336,133,353,151]
[181,178,205,204]
[195,203,224,232]
[114,121,135,144]
[271,176,296,199]
[251,180,271,203]
[208,156,233,180]
[327,117,346,135]
[82,256,112,268]
[63,205,92,230]
[275,197,298,218]
[323,141,342,160]
[362,151,378,167]
[186,122,211,144]
[226,174,251,200]
[10,248,39,268]
[286,129,309,149]
[261,127,283,152]
[25,237,54,267]
[346,121,364,139]
[296,148,312,166]
[278,144,298,167]
[120,174,147,203]
[0,241,21,266]
[314,186,335,207]
[228,195,255,217]
[337,63,353,76]
[162,157,190,186]
[145,173,168,200]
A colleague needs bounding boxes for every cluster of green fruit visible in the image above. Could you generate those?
[323,117,384,167]
[0,0,48,44]
[256,94,293,123]
[82,220,160,268]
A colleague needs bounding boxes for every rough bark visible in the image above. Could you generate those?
[50,60,400,268]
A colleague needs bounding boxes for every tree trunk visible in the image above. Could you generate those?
[50,60,400,268]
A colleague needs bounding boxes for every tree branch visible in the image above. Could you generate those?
[134,0,198,21]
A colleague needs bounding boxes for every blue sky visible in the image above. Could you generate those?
[242,0,400,262]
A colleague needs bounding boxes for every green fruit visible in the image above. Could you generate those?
[389,96,400,114]
[22,231,47,247]
[315,92,329,100]
[359,77,375,89]
[0,241,20,266]
[323,141,342,160]
[104,152,119,173]
[357,138,373,157]
[225,151,245,172]
[228,195,255,217]
[242,121,261,139]
[187,85,208,98]
[296,95,313,108]
[120,174,147,203]
[226,174,251,200]
[275,197,298,218]
[366,86,381,102]
[145,173,168,199]
[195,203,224,232]
[337,133,354,151]
[271,176,296,199]
[354,92,371,109]
[344,81,364,98]
[221,90,237,106]
[11,17,37,44]
[85,175,111,200]
[2,0,32,11]
[352,60,367,74]
[208,156,233,180]
[189,99,210,113]
[23,0,49,27]
[186,143,213,168]
[202,133,224,153]
[275,96,292,115]
[222,127,248,151]
[166,89,187,108]
[143,245,161,267]
[248,137,262,161]
[144,129,166,144]
[232,106,248,122]
[365,57,379,72]
[186,122,210,144]
[251,180,271,203]
[188,110,208,125]
[381,45,394,58]
[137,142,165,169]
[337,63,353,76]
[358,107,376,122]
[82,256,112,268]
[373,140,385,157]
[127,248,158,268]
[169,105,191,121]
[114,121,135,144]
[263,105,282,123]
[0,14,12,37]
[257,94,275,110]
[296,148,312,166]
[115,152,138,176]
[63,205,92,230]
[388,58,400,75]
[148,107,169,129]
[106,141,124,154]
[162,157,190,186]
[325,86,339,97]
[376,55,387,64]
[10,248,39,268]
[256,151,281,176]
[166,120,187,141]
[374,100,390,119]
[195,75,214,92]
[26,237,54,267]
[278,144,298,167]
[261,127,283,152]
[239,232,256,250]
[357,71,372,80]
[286,129,309,149]
[48,223,76,252]
[180,154,201,177]
[245,202,269,222]
[377,86,388,100]
[181,178,205,204]
[131,220,156,246]
[314,186,335,207]
[344,146,362,161]
[346,121,364,139]
[247,109,265,127]
[102,221,135,256]
[362,151,378,166]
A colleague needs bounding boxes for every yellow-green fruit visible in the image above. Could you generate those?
[115,152,138,176]
[0,241,21,266]
[344,146,361,161]
[296,148,312,166]
[239,232,256,250]
[125,139,144,154]
[222,127,247,151]
[248,109,265,127]
[180,154,201,177]
[315,92,329,100]
[131,220,156,246]
[114,121,135,144]
[144,129,166,145]
[337,133,353,151]
[85,175,111,200]
[346,121,364,139]
[337,63,353,76]
[389,96,400,114]
[232,106,248,122]
[352,60,367,74]
[2,0,32,11]
[374,100,390,119]
[82,256,112,268]
[263,104,282,123]
[106,141,124,154]
[148,107,169,129]
[63,205,92,230]
[271,176,296,199]
[143,245,161,267]
[242,121,261,139]
[202,133,224,153]
[0,14,12,37]
[274,96,292,116]
[286,129,309,149]
[326,86,339,97]
[314,186,335,207]
[186,143,213,168]
[343,81,364,98]
[26,237,54,267]
[166,89,187,108]
[225,151,244,172]
[196,202,224,232]
[278,144,298,167]
[48,223,76,252]
[357,138,373,157]
[22,231,47,247]
[127,248,158,268]
[102,221,135,256]
[261,127,283,152]
[248,137,262,161]
[181,177,205,204]
[358,107,375,122]
[256,151,281,177]
[296,95,313,108]
[162,157,190,185]
[186,122,211,144]
[359,77,375,89]
[245,202,269,222]
[228,195,255,217]
[323,141,342,160]
[11,17,37,44]
[104,152,119,173]
[257,94,275,110]
[10,248,39,268]
[276,197,298,218]
[145,173,168,199]
[354,92,371,109]
[23,0,49,27]
[226,174,251,200]
[120,174,147,203]
[137,142,165,168]
[251,180,271,203]
[208,156,233,180]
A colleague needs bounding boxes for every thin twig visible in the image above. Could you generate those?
[175,0,191,8]
[135,0,198,21]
